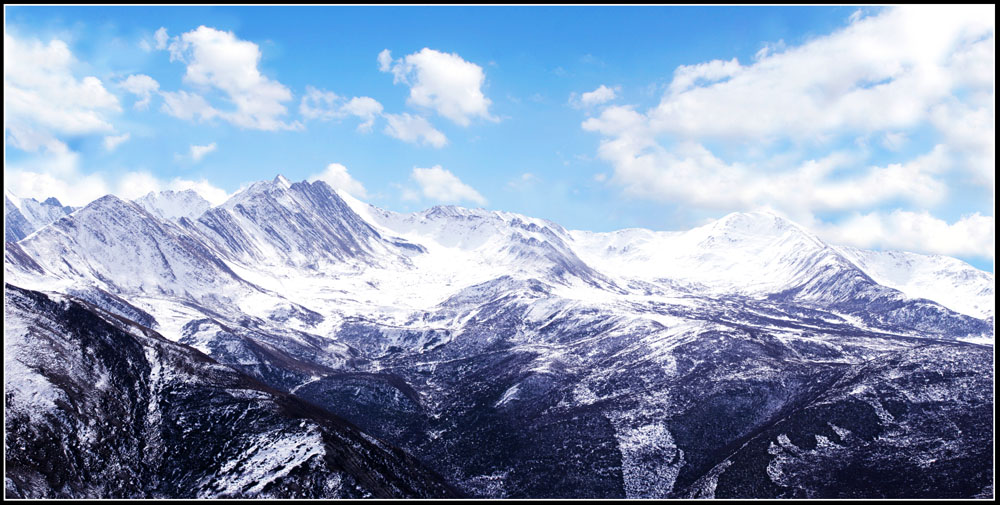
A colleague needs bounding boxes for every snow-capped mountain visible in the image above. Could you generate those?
[835,245,995,319]
[7,194,255,305]
[4,195,32,242]
[345,193,613,289]
[135,189,212,221]
[571,210,871,298]
[4,190,75,242]
[4,175,994,499]
[187,176,411,271]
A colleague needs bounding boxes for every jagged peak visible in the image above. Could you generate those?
[223,176,293,208]
[137,188,201,200]
[75,194,162,220]
[273,174,292,189]
[87,193,130,208]
[222,176,354,212]
[135,189,211,221]
[418,204,567,234]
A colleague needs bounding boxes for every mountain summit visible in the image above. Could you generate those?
[4,175,993,499]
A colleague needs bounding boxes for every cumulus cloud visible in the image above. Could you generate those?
[342,97,384,133]
[4,139,102,207]
[571,84,619,108]
[582,5,995,258]
[154,27,169,50]
[160,90,219,122]
[377,49,393,72]
[586,136,951,215]
[299,86,384,132]
[120,74,160,110]
[630,7,995,141]
[410,165,486,205]
[379,48,496,126]
[383,112,448,148]
[307,163,368,198]
[817,210,995,260]
[3,28,238,211]
[189,142,217,162]
[114,172,232,206]
[104,133,131,152]
[5,33,121,143]
[5,147,230,208]
[159,26,299,131]
[299,87,341,121]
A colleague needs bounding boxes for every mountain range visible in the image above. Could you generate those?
[4,176,994,498]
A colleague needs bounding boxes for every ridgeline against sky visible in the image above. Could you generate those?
[3,5,995,270]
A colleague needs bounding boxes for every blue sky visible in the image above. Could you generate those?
[4,5,995,271]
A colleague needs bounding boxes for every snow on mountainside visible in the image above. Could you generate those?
[20,195,76,229]
[835,246,994,319]
[188,176,408,270]
[570,211,846,296]
[4,284,459,498]
[4,191,75,242]
[3,175,995,499]
[5,195,33,242]
[135,189,211,221]
[7,194,255,304]
[569,211,994,321]
[341,191,612,289]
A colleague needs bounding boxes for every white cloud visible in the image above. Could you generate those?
[160,90,219,122]
[379,47,495,126]
[4,33,121,142]
[104,133,131,152]
[6,125,68,154]
[160,26,299,131]
[410,165,486,205]
[154,27,169,50]
[640,6,994,141]
[299,86,383,132]
[120,74,160,110]
[6,168,108,208]
[342,97,383,133]
[5,150,232,208]
[817,210,995,259]
[928,99,996,187]
[383,112,447,148]
[668,58,742,95]
[585,129,950,216]
[377,49,393,72]
[117,171,165,200]
[307,163,368,198]
[189,142,217,162]
[576,84,619,108]
[581,6,994,257]
[299,86,341,120]
[112,172,232,206]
